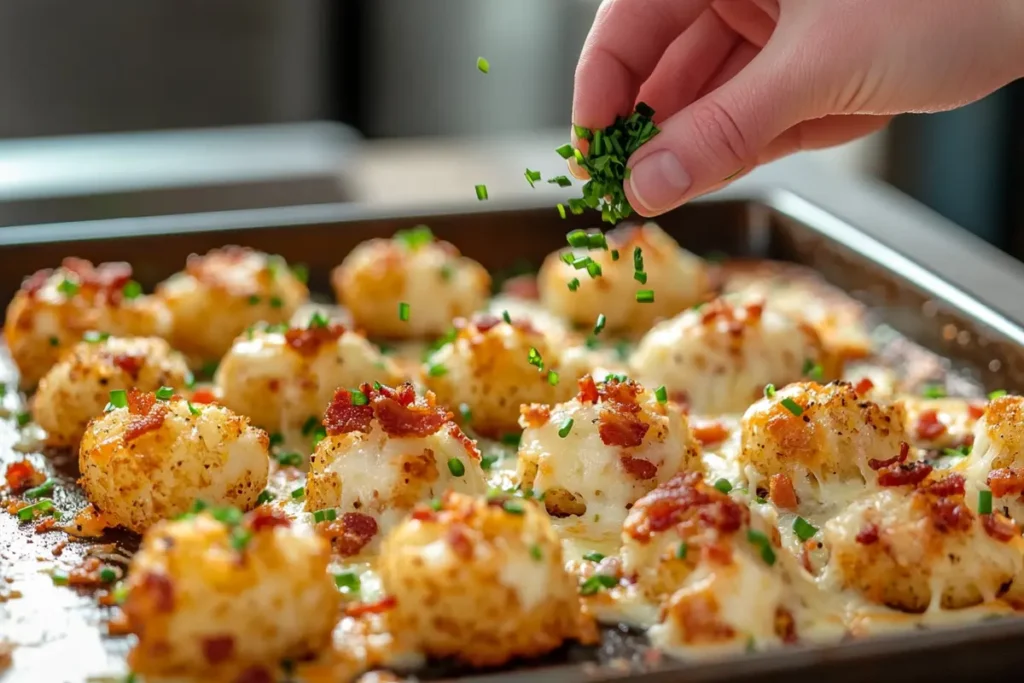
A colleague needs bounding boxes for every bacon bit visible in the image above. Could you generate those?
[987,468,1024,498]
[60,258,134,302]
[202,635,236,665]
[4,460,43,493]
[321,512,379,557]
[853,378,874,396]
[190,388,218,405]
[34,517,57,534]
[111,354,144,379]
[915,409,947,441]
[576,375,599,403]
[774,607,798,644]
[185,246,251,283]
[701,541,734,566]
[868,441,910,470]
[855,524,879,545]
[982,513,1019,542]
[922,473,966,498]
[472,313,502,333]
[284,324,346,355]
[372,384,449,438]
[929,497,973,533]
[51,540,67,557]
[447,424,481,461]
[519,403,551,429]
[691,420,729,446]
[501,274,540,300]
[768,474,799,509]
[967,403,986,421]
[247,507,291,532]
[345,595,397,618]
[21,269,51,296]
[124,572,175,615]
[124,389,168,442]
[625,472,747,542]
[596,377,649,447]
[877,461,933,487]
[323,388,374,436]
[620,456,658,480]
[446,525,474,559]
[410,507,437,522]
[235,666,274,683]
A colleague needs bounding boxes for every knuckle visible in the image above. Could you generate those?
[688,100,752,166]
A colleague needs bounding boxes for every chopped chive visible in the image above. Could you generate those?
[429,498,443,511]
[154,386,174,401]
[746,529,776,566]
[51,571,69,586]
[230,528,253,552]
[922,384,946,399]
[502,499,525,515]
[83,330,110,343]
[633,270,648,284]
[398,302,410,321]
[269,432,284,448]
[190,500,209,514]
[558,418,574,438]
[256,490,275,505]
[476,56,490,73]
[334,572,361,593]
[593,314,606,336]
[566,230,589,248]
[394,224,434,250]
[586,260,603,278]
[988,390,1008,400]
[275,452,304,467]
[579,574,618,596]
[802,358,824,380]
[633,246,644,272]
[458,403,472,424]
[530,544,543,561]
[301,415,319,436]
[547,370,560,386]
[582,551,605,562]
[676,542,688,560]
[480,453,500,471]
[48,336,59,347]
[290,486,305,500]
[635,290,654,303]
[108,389,128,409]
[755,496,768,505]
[312,508,338,523]
[187,400,201,416]
[527,347,544,370]
[502,310,512,324]
[557,203,567,219]
[573,124,592,141]
[308,312,329,329]
[440,264,453,281]
[291,264,309,284]
[942,445,972,457]
[713,479,733,494]
[15,411,30,427]
[447,458,466,477]
[979,490,993,515]
[793,517,818,542]
[764,384,776,399]
[548,176,572,188]
[475,184,489,201]
[247,295,261,305]
[122,281,143,300]
[311,426,327,447]
[525,168,542,187]
[269,296,283,309]
[586,233,608,250]
[654,386,668,404]
[610,249,620,261]
[57,278,80,296]
[211,507,243,526]
[780,397,803,416]
[427,363,448,378]
[24,479,55,500]
[501,432,522,447]
[17,500,56,521]
[556,143,574,159]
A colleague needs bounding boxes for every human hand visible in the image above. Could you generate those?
[571,0,1024,216]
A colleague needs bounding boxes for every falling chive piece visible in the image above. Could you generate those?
[154,386,174,401]
[610,249,620,261]
[476,56,490,73]
[447,458,466,477]
[567,278,580,292]
[503,310,512,324]
[979,490,993,515]
[593,314,606,336]
[655,385,668,404]
[527,347,544,370]
[922,384,946,399]
[525,168,542,187]
[475,184,489,201]
[108,389,128,409]
[989,390,1008,400]
[547,370,560,386]
[633,270,648,284]
[636,290,655,303]
[557,203,567,219]
[676,542,688,560]
[398,302,410,321]
[764,384,776,399]
[633,247,644,272]
[530,544,543,561]
[802,358,823,380]
[558,418,574,438]
[793,517,818,542]
[746,529,776,566]
[548,176,572,188]
[780,398,803,416]
[713,478,733,494]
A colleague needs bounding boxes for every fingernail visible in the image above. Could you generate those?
[628,151,691,212]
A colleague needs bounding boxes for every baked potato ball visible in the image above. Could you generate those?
[740,381,908,506]
[630,297,835,414]
[634,473,789,657]
[378,491,585,667]
[822,475,1023,612]
[156,246,308,364]
[305,383,487,553]
[123,507,338,679]
[902,396,985,452]
[33,336,191,447]
[79,389,269,533]
[538,222,710,335]
[964,395,1024,520]
[517,375,702,531]
[215,316,404,434]
[421,313,589,437]
[331,225,490,338]
[4,258,171,387]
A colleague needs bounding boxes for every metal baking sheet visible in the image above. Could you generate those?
[4,171,1024,682]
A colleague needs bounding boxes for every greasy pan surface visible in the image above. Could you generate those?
[4,178,1024,682]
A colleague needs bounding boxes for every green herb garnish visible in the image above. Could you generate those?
[793,517,818,542]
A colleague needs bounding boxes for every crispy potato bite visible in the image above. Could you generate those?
[124,507,338,679]
[422,313,589,437]
[331,226,490,338]
[156,246,308,364]
[517,375,701,531]
[633,475,789,657]
[379,491,587,667]
[963,394,1024,517]
[631,297,835,414]
[538,222,710,334]
[4,259,170,387]
[740,381,908,506]
[306,383,487,554]
[823,475,1023,612]
[79,390,269,533]
[215,316,403,433]
[33,336,191,447]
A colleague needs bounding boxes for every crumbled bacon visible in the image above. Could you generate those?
[202,635,236,664]
[922,473,966,498]
[987,468,1024,498]
[59,258,134,303]
[701,541,734,565]
[446,525,474,559]
[877,461,933,487]
[853,378,874,396]
[345,595,397,618]
[625,472,747,542]
[501,274,540,300]
[855,524,879,545]
[472,313,502,333]
[447,424,481,461]
[594,377,649,447]
[768,473,798,509]
[34,517,57,534]
[190,388,218,405]
[111,354,144,379]
[915,409,947,441]
[323,388,374,436]
[235,666,274,683]
[576,375,599,403]
[373,386,449,438]
[247,507,291,532]
[4,460,43,493]
[774,607,798,644]
[410,507,437,522]
[519,403,551,429]
[124,389,167,442]
[691,420,729,446]
[620,456,658,480]
[327,512,379,557]
[126,572,175,615]
[284,324,346,355]
[928,497,972,533]
[868,441,910,471]
[21,269,52,296]
[982,512,1019,542]
[967,403,986,421]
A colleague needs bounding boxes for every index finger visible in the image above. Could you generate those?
[573,0,710,130]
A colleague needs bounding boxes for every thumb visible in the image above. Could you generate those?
[626,41,814,215]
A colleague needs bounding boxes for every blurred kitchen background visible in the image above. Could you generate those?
[0,0,1021,252]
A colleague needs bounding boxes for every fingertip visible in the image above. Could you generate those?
[568,156,590,181]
